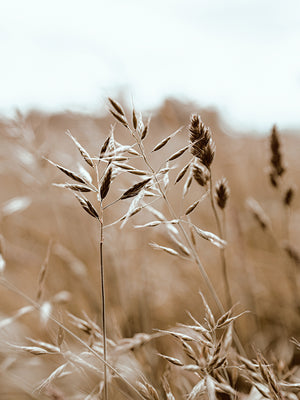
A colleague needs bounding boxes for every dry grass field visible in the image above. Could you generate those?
[0,98,299,399]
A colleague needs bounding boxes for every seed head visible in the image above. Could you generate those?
[215,178,230,209]
[196,140,216,169]
[189,114,211,145]
[270,125,285,179]
[192,164,209,187]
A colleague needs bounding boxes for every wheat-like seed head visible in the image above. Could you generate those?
[192,164,209,187]
[215,178,230,209]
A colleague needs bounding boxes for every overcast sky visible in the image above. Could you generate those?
[1,0,300,131]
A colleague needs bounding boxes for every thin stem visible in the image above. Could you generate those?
[99,208,108,400]
[221,209,233,311]
[209,170,232,310]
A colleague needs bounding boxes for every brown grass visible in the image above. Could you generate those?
[0,98,299,399]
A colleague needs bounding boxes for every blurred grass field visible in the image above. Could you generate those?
[0,99,299,399]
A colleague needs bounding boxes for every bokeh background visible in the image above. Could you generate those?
[0,1,300,398]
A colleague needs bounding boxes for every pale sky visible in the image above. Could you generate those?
[1,0,300,131]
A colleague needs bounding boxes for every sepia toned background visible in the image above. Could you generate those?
[0,1,300,398]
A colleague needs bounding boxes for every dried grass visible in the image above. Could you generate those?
[0,98,299,399]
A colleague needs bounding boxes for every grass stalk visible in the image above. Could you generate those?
[99,207,108,400]
[209,170,232,310]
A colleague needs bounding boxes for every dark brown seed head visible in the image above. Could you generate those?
[270,125,285,178]
[189,114,202,142]
[132,108,137,130]
[120,178,151,200]
[215,178,230,209]
[175,162,190,184]
[283,186,295,207]
[100,167,112,200]
[108,97,125,116]
[141,124,148,140]
[109,109,128,127]
[192,164,209,186]
[197,140,216,168]
[75,194,99,219]
[190,130,211,158]
[189,114,211,145]
[99,136,110,158]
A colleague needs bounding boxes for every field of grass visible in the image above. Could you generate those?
[0,98,299,399]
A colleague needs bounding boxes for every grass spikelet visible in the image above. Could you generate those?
[192,164,209,186]
[168,145,189,161]
[47,159,86,184]
[109,109,128,127]
[150,243,180,257]
[28,338,61,353]
[199,291,215,328]
[74,194,99,219]
[215,177,230,209]
[77,163,93,184]
[132,108,137,129]
[270,124,285,181]
[158,353,184,366]
[9,343,55,355]
[189,114,206,143]
[283,186,295,207]
[108,97,125,116]
[188,379,205,400]
[65,130,93,167]
[100,167,112,201]
[99,136,111,159]
[168,233,190,256]
[175,162,190,184]
[185,200,200,215]
[193,226,227,249]
[152,136,171,152]
[120,178,151,200]
[137,381,159,400]
[247,198,271,230]
[196,140,216,168]
[127,169,148,176]
[152,127,182,152]
[183,173,193,197]
[141,124,148,140]
[53,183,94,192]
[36,363,68,392]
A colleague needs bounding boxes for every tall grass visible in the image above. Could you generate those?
[0,99,299,399]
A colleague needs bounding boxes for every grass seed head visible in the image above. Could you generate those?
[100,167,112,200]
[193,164,209,186]
[270,125,285,181]
[215,177,230,209]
